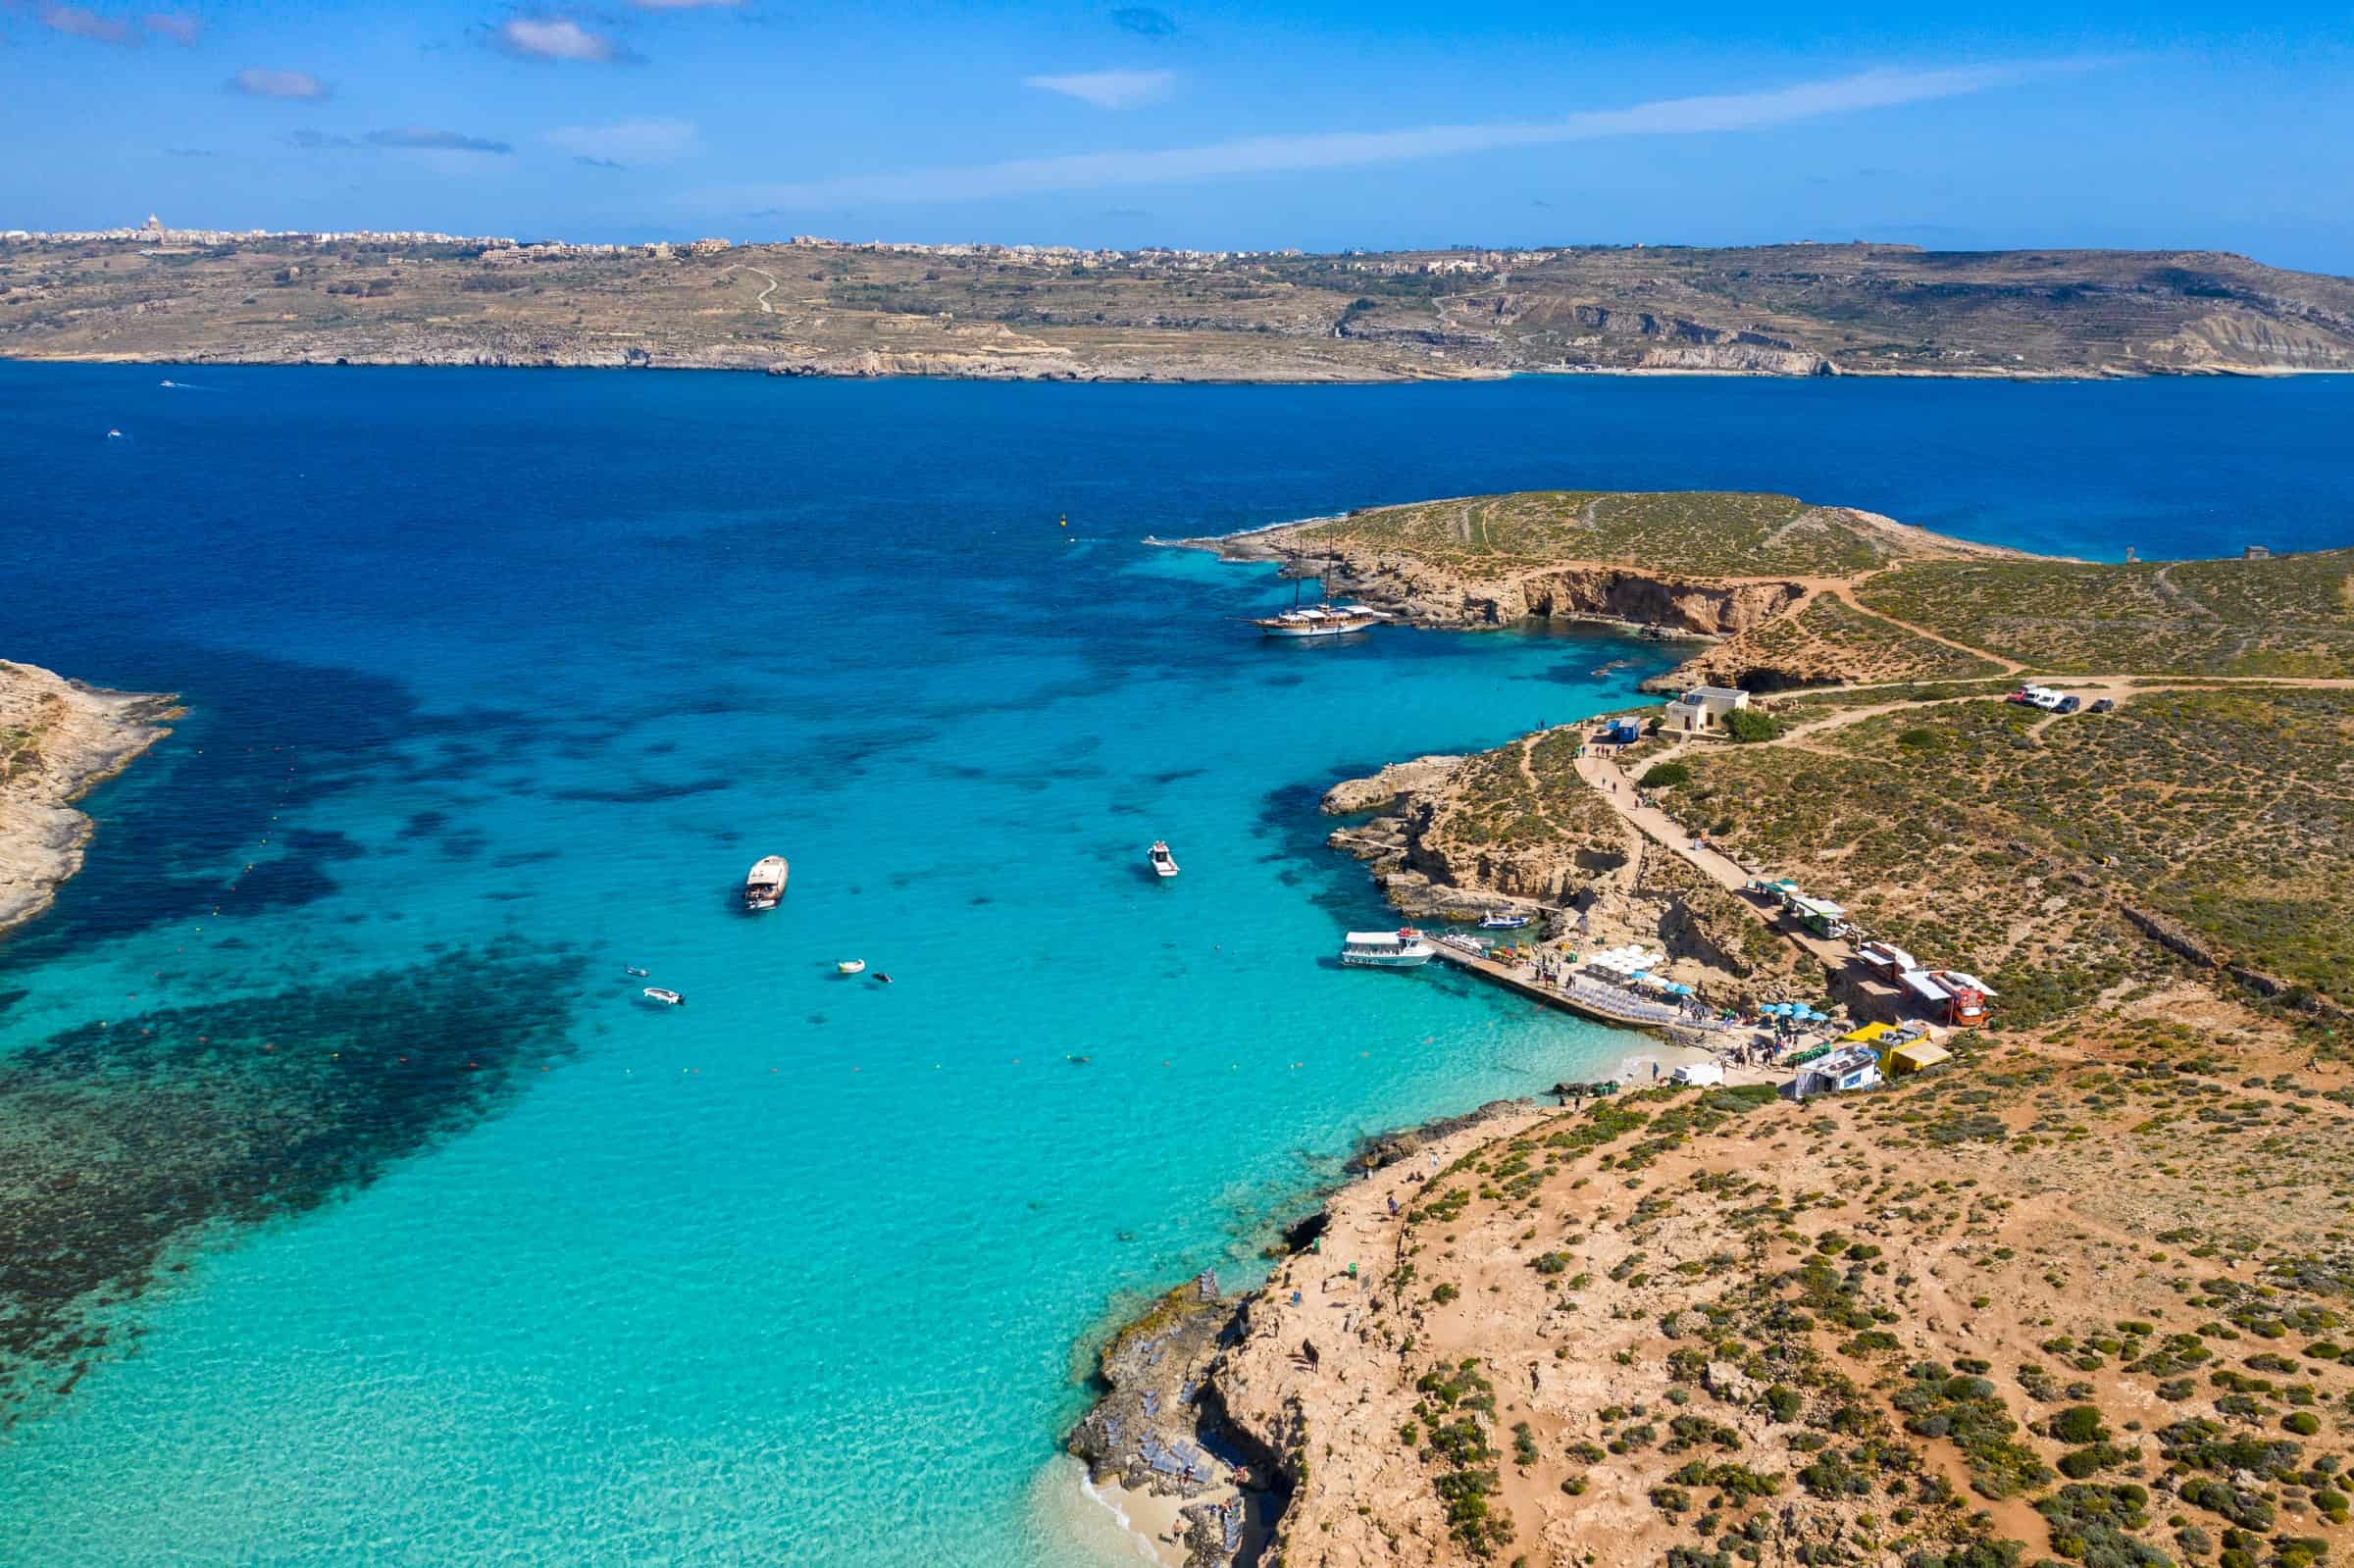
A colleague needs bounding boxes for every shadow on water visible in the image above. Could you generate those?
[0,639,570,962]
[0,941,586,1430]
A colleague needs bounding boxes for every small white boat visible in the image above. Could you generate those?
[1341,928,1437,968]
[641,986,686,1006]
[1149,840,1180,879]
[836,959,866,975]
[624,965,651,978]
[106,428,125,439]
[1478,911,1532,930]
[744,854,789,910]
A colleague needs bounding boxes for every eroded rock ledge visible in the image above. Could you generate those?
[1177,528,1796,640]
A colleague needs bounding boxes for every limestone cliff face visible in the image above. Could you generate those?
[1508,569,1804,633]
[1634,342,1835,376]
[1237,541,1806,636]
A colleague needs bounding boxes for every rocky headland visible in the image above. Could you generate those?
[0,659,176,940]
[1079,489,2354,1566]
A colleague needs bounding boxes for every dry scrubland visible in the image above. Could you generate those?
[1855,556,2354,679]
[8,239,2354,379]
[1676,689,2354,1020]
[1279,491,1991,579]
[1233,1022,2354,1568]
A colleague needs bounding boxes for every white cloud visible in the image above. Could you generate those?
[495,18,622,63]
[728,60,2103,209]
[545,117,697,167]
[368,127,513,154]
[230,67,329,100]
[143,11,199,44]
[1025,69,1175,110]
[38,5,133,44]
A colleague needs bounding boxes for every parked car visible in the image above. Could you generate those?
[2057,694,2081,714]
[2090,697,2115,713]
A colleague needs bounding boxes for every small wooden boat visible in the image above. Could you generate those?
[744,855,789,910]
[641,986,686,1006]
[836,959,866,975]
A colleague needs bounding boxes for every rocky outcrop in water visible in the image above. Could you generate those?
[0,659,177,939]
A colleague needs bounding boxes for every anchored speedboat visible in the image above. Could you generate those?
[1149,840,1180,879]
[1478,911,1532,930]
[744,854,789,910]
[836,959,866,976]
[641,986,686,1006]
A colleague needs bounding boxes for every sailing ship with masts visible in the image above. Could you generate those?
[1250,550,1385,638]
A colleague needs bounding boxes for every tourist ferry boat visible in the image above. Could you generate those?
[744,855,789,910]
[1341,928,1437,968]
[1252,603,1384,638]
[1149,840,1180,879]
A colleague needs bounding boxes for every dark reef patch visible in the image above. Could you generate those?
[0,941,585,1430]
[547,777,730,805]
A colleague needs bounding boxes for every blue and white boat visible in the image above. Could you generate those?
[1477,911,1531,930]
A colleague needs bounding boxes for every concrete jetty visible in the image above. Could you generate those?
[1424,939,1734,1040]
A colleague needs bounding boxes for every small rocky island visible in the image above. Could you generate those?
[0,659,176,939]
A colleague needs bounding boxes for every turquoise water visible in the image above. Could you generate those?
[3,366,2352,1566]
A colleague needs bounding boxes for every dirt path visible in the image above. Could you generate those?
[1822,575,2028,674]
[1573,745,1857,971]
[721,264,781,314]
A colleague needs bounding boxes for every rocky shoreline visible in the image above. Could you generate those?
[1067,1100,1546,1568]
[0,659,177,941]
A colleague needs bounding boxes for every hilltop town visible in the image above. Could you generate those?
[8,220,2354,379]
[1083,493,2354,1568]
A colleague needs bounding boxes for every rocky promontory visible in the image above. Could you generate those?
[0,659,176,939]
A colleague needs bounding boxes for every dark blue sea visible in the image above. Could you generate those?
[2,365,2348,1566]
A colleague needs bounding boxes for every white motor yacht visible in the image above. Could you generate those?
[1340,928,1437,968]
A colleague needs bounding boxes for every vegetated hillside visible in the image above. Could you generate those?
[1857,550,2354,678]
[6,238,2353,380]
[1663,689,2354,1018]
[1224,1025,2354,1568]
[1283,491,2007,578]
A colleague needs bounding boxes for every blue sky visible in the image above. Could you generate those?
[3,1,2350,271]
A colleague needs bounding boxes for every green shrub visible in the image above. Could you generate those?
[1723,708,1783,744]
[1641,761,1693,789]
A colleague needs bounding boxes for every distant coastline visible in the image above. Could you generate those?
[10,237,2354,382]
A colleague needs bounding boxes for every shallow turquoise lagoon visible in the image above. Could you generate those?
[2,366,2351,1565]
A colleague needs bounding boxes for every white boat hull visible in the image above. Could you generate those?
[1341,948,1434,968]
[1258,619,1375,638]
